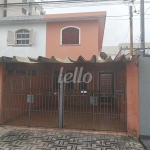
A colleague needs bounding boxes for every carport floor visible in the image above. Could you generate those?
[3,111,126,132]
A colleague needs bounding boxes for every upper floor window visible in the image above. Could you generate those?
[16,29,30,45]
[61,26,80,45]
[22,8,27,15]
[22,0,27,3]
[3,10,7,17]
[7,29,34,46]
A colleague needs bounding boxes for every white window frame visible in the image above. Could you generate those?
[60,26,81,45]
[7,29,34,46]
[15,29,30,46]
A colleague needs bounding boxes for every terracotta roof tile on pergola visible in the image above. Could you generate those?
[0,54,137,63]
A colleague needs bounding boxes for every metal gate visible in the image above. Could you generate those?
[3,70,59,128]
[63,70,127,132]
[3,68,127,131]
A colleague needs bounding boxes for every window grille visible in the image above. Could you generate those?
[8,70,37,76]
[100,73,114,94]
[10,76,24,92]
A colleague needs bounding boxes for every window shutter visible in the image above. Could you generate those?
[71,28,79,44]
[29,29,34,45]
[62,29,71,44]
[7,31,15,46]
[62,27,79,45]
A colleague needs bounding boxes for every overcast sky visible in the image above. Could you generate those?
[41,1,150,46]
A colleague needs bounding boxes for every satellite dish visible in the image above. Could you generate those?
[100,52,108,60]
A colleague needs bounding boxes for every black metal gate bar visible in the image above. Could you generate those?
[28,71,32,127]
[92,69,94,125]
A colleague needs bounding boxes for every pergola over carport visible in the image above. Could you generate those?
[0,55,139,137]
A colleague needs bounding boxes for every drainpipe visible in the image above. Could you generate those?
[29,1,32,16]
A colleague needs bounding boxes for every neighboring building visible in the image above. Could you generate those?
[118,43,150,56]
[101,46,119,59]
[0,0,45,18]
[138,51,150,137]
[0,16,46,58]
[102,43,150,60]
[118,43,150,49]
[102,44,150,138]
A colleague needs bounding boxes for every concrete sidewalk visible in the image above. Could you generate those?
[141,137,150,150]
[0,126,145,150]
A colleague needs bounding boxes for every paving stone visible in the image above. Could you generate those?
[0,127,145,150]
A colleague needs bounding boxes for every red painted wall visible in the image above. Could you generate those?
[0,63,5,124]
[126,58,139,137]
[46,20,95,59]
[46,19,105,60]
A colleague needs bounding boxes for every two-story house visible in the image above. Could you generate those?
[0,12,140,138]
[0,11,106,59]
